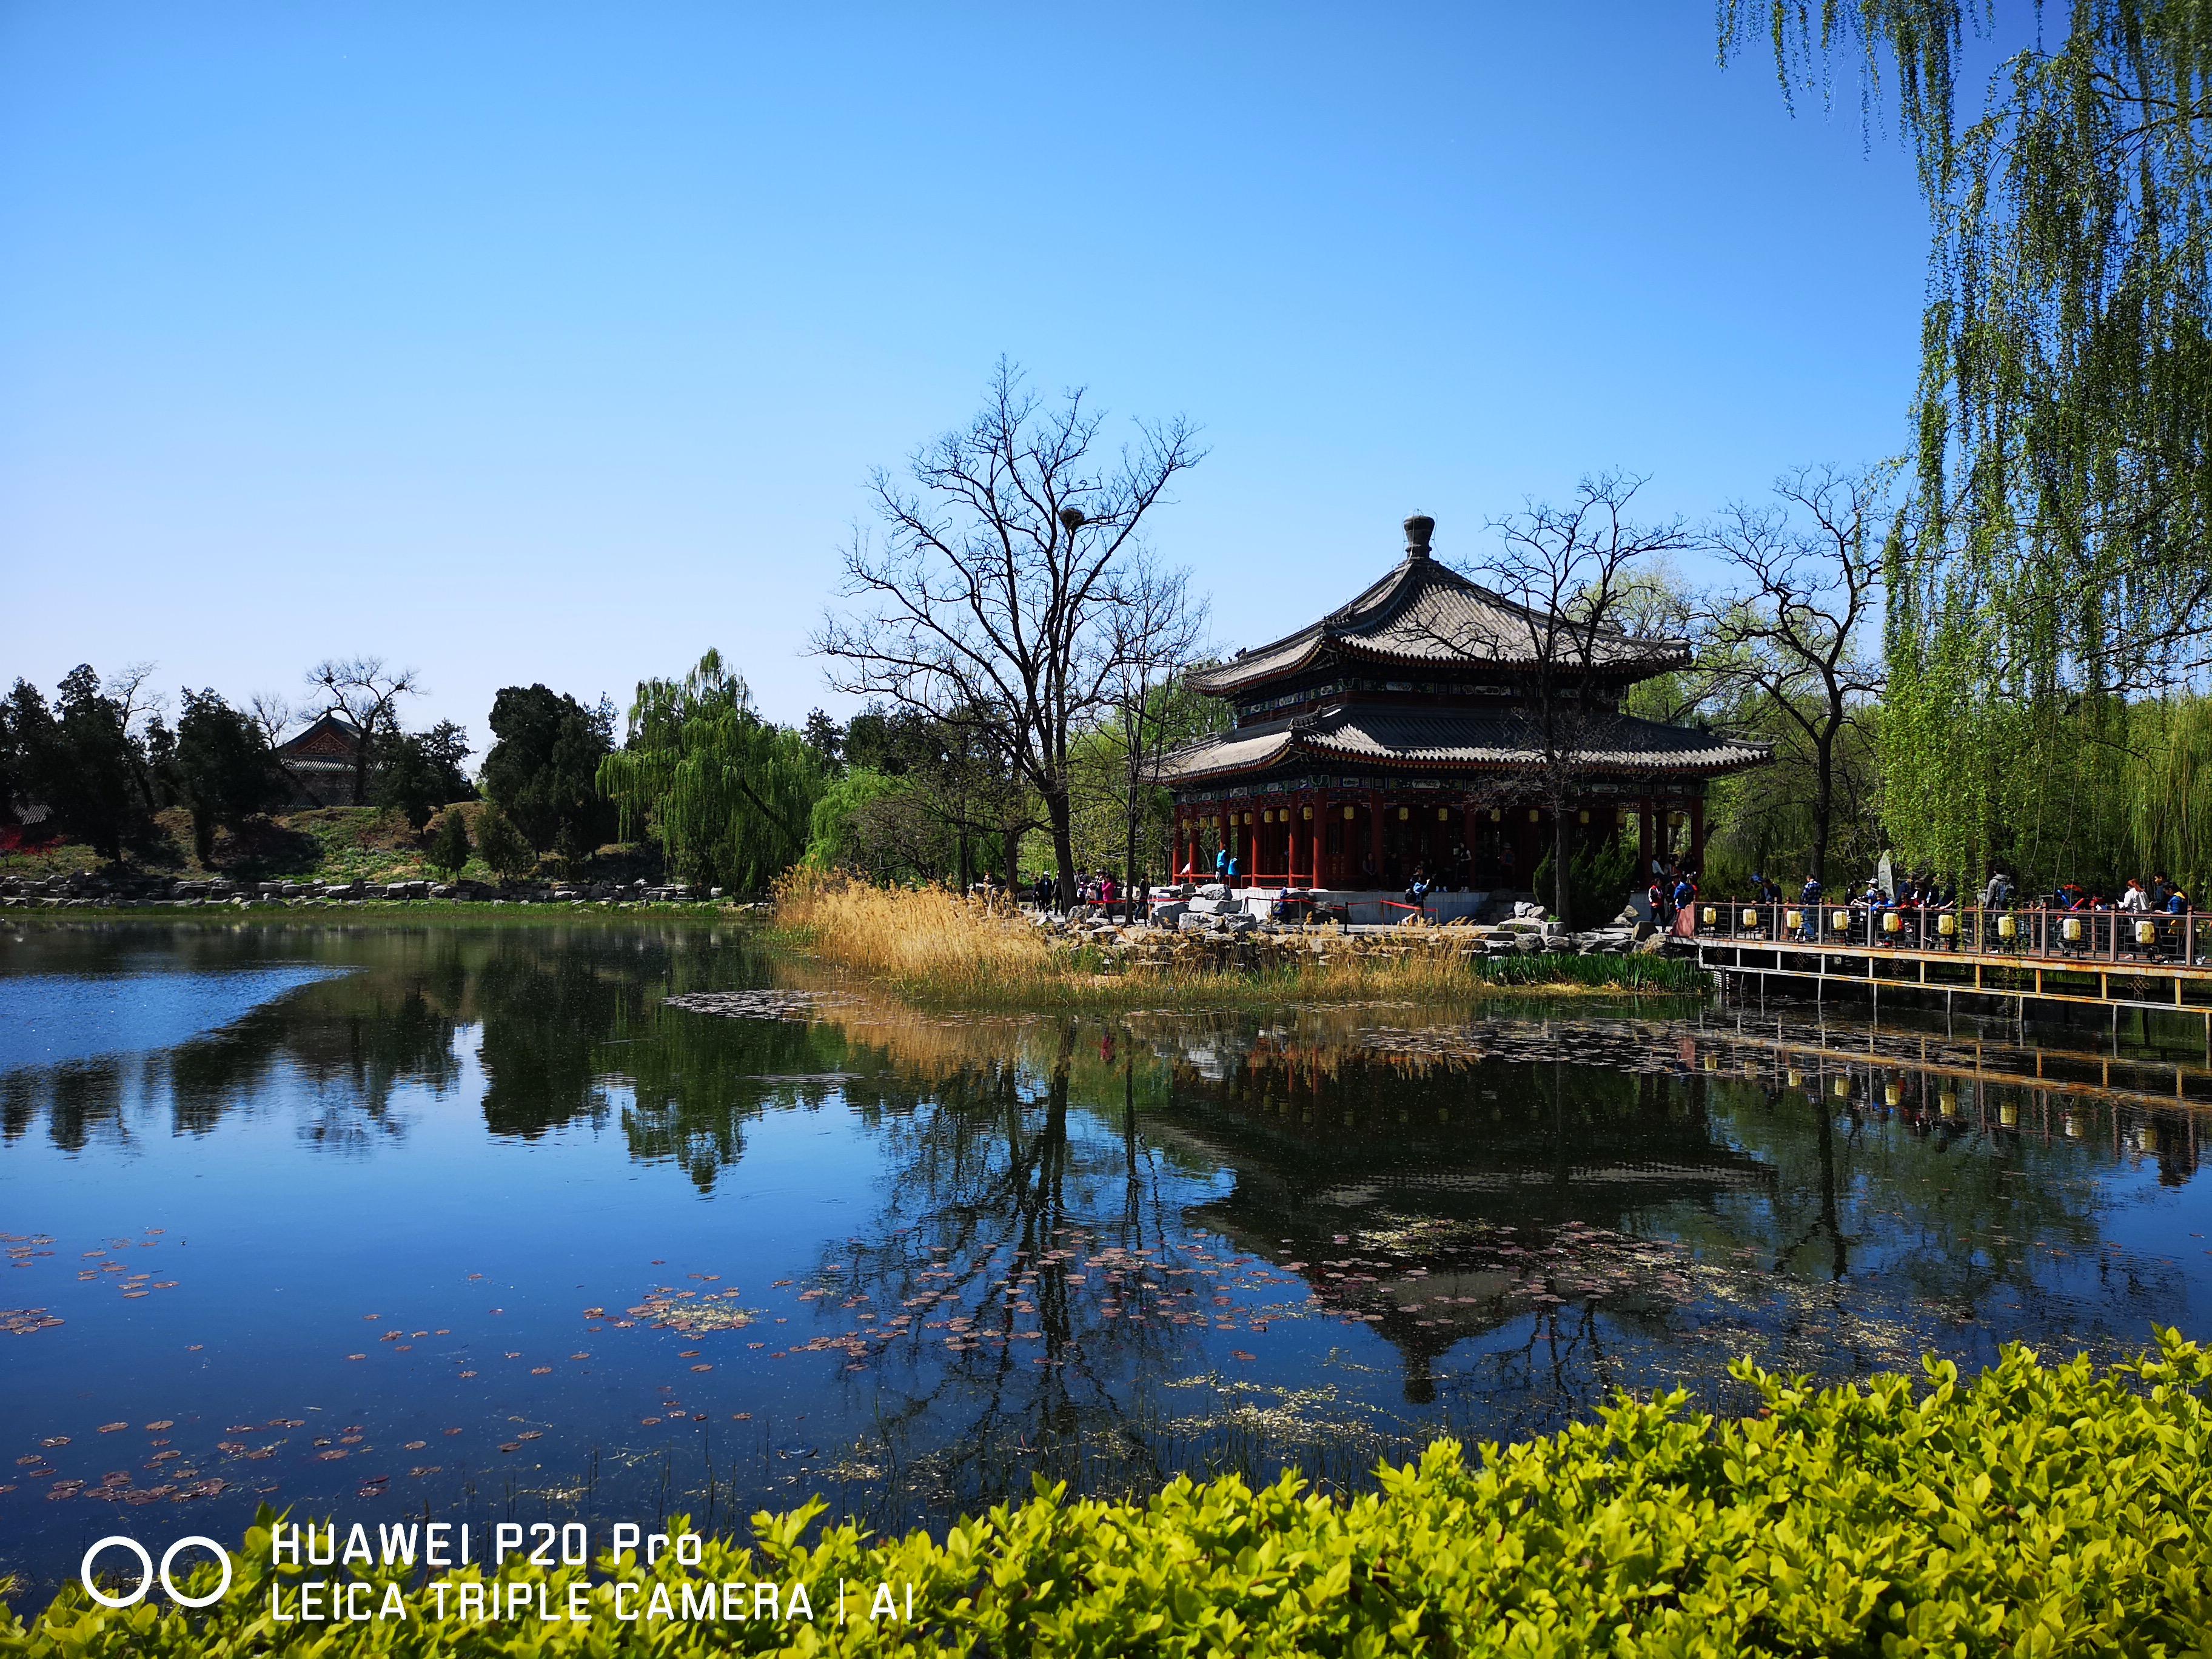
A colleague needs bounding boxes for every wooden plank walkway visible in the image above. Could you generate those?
[1692,916,2212,1034]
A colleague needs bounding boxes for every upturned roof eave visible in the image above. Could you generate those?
[1162,730,1774,787]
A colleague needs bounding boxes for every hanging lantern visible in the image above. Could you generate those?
[1785,908,1803,930]
[1786,1068,1804,1088]
[1528,808,1541,823]
[1577,809,1589,825]
[1397,805,1409,820]
[1937,913,1957,936]
[2137,920,2158,945]
[1489,808,1501,822]
[2062,916,2083,942]
[1939,1091,1959,1118]
[2000,1102,2019,1128]
[1740,907,1758,928]
[1883,1083,1903,1107]
[1882,911,1902,934]
[1436,806,1449,822]
[1302,805,1313,820]
[1241,811,1252,825]
[1832,1076,1852,1099]
[1998,913,2018,939]
[1700,905,1716,927]
[1261,809,1273,824]
[1830,910,1849,931]
[1703,1054,1718,1072]
[1342,805,1355,820]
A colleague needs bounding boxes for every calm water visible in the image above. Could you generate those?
[4,919,2210,1605]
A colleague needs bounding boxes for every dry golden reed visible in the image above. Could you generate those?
[770,870,1697,1010]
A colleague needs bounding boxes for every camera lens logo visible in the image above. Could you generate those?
[80,1535,233,1609]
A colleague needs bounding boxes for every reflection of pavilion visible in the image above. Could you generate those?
[1147,1038,1773,1401]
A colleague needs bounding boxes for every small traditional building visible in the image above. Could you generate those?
[1160,514,1768,902]
[275,712,365,807]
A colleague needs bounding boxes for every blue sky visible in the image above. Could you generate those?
[1,3,1929,740]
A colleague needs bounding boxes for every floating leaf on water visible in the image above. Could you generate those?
[497,1443,520,1453]
[346,1353,366,1361]
[97,1423,127,1434]
[145,1421,173,1432]
[529,1367,552,1375]
[689,1364,712,1373]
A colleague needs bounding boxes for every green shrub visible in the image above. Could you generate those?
[9,1334,2211,1655]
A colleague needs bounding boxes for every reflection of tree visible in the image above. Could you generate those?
[619,1011,855,1190]
[794,1034,1236,1526]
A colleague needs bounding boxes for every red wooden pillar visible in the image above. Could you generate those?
[1689,796,1706,874]
[1367,790,1384,886]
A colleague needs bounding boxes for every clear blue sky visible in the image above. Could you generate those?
[1,2,1928,742]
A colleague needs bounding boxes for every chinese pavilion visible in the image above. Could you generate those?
[1160,514,1769,898]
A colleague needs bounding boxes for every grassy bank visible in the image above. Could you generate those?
[10,1335,2207,1655]
[771,873,1703,1009]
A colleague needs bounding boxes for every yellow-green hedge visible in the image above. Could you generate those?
[9,1334,2211,1656]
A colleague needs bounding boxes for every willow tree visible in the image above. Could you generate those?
[595,650,820,893]
[1723,2,2212,879]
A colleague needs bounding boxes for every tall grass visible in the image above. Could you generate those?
[771,870,1704,1010]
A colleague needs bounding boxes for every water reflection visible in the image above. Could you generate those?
[1,919,2208,1606]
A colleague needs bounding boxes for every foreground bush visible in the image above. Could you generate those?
[9,1336,2210,1655]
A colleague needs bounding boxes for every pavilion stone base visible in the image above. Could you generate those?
[1229,886,1510,925]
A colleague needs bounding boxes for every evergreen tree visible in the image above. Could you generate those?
[173,689,287,864]
[427,808,472,882]
[474,805,537,882]
[480,685,615,860]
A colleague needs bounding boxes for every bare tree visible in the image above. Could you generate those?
[1100,554,1210,915]
[1443,473,1692,926]
[246,692,296,748]
[815,361,1204,907]
[103,662,167,813]
[1703,463,1892,890]
[304,657,420,805]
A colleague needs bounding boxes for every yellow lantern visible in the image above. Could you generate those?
[1242,811,1253,825]
[1832,1076,1852,1099]
[1700,905,1717,927]
[1577,809,1589,824]
[2140,1124,2162,1153]
[1261,809,1273,823]
[1882,911,1902,934]
[1740,907,1758,928]
[1831,909,1849,931]
[1437,806,1449,821]
[1703,1054,1718,1072]
[1396,805,1409,820]
[1489,808,1501,822]
[2062,916,2083,942]
[1938,913,1957,936]
[2137,920,2158,945]
[1786,1068,1804,1088]
[1302,805,1313,820]
[1342,805,1355,820]
[1786,908,1803,929]
[1939,1091,1959,1118]
[2000,1102,2019,1127]
[1528,808,1541,823]
[1998,913,2017,939]
[1883,1083,1902,1107]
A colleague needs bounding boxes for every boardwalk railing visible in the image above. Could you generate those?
[1689,901,2211,965]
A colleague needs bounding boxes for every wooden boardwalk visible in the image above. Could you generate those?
[1691,904,2212,1036]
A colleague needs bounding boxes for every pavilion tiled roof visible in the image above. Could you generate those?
[1187,545,1688,697]
[1158,702,1771,785]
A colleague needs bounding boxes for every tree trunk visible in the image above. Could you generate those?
[1046,786,1077,912]
[1810,724,1835,890]
[1552,808,1571,928]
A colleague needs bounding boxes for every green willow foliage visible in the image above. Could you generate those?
[597,651,822,895]
[12,1335,2211,1655]
[1726,1,2212,882]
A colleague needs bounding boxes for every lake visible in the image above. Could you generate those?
[4,918,2210,1606]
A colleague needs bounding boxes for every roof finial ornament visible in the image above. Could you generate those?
[1403,512,1435,561]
